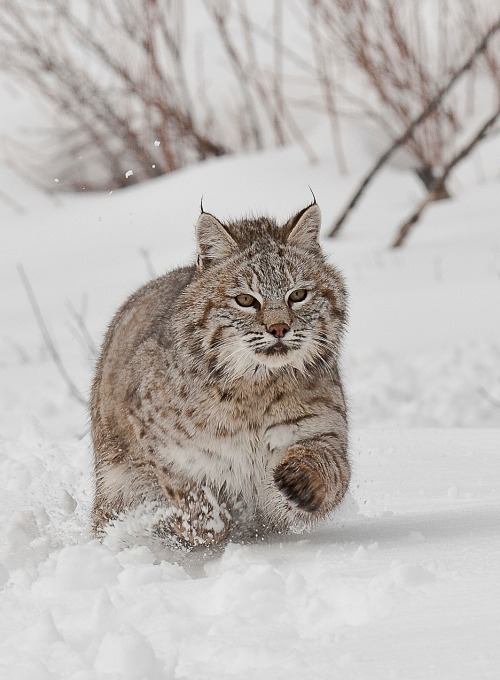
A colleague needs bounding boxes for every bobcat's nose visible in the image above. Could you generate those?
[267,323,290,338]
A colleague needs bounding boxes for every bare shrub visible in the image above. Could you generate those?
[0,0,498,209]
[328,13,500,238]
[310,0,500,196]
[201,0,319,163]
[0,0,324,190]
[0,0,227,190]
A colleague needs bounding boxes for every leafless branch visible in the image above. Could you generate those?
[391,107,500,247]
[0,186,24,214]
[307,0,347,174]
[204,0,263,151]
[17,264,87,406]
[0,0,230,190]
[66,297,99,362]
[328,14,500,238]
[139,248,157,280]
[478,386,500,408]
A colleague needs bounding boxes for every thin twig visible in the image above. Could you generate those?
[0,184,25,213]
[139,248,157,280]
[307,0,347,174]
[204,0,263,151]
[478,386,500,408]
[66,297,99,361]
[272,0,286,146]
[17,264,87,406]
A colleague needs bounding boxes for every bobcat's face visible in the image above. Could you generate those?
[178,203,348,383]
[216,247,346,377]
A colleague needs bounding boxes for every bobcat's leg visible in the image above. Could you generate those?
[272,433,350,525]
[154,473,232,550]
[93,456,231,549]
[92,453,166,535]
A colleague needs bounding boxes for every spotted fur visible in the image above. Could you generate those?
[90,203,350,548]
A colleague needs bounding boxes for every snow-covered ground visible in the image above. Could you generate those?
[1,427,499,679]
[1,45,500,680]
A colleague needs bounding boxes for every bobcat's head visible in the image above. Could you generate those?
[177,202,347,382]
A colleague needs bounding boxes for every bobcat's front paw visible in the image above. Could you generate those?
[273,449,326,512]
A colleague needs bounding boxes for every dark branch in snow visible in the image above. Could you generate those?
[391,106,500,247]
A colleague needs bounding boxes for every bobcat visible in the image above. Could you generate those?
[90,201,350,549]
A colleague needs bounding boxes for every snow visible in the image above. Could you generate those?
[1,32,500,680]
[2,428,499,678]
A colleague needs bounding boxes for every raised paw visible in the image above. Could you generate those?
[273,455,326,513]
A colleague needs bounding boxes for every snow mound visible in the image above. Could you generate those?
[348,341,500,428]
[1,430,499,679]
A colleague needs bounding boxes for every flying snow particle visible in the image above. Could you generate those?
[154,140,160,146]
[125,170,134,179]
[54,178,59,183]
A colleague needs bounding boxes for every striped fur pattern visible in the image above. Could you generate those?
[90,203,350,549]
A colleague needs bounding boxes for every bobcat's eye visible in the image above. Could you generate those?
[235,293,257,308]
[288,289,308,303]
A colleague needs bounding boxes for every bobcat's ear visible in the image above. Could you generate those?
[196,212,237,267]
[285,203,322,250]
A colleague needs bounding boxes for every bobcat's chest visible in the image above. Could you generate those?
[146,377,308,497]
[156,414,296,499]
